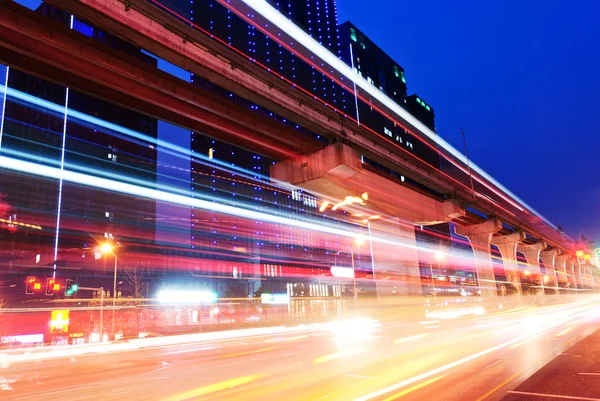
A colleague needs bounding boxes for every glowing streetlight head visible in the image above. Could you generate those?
[584,254,592,260]
[543,275,549,283]
[100,243,114,254]
[319,201,330,212]
[434,251,445,262]
[576,250,584,257]
[353,235,366,246]
[523,269,531,276]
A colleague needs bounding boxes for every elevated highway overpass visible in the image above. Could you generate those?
[0,0,595,297]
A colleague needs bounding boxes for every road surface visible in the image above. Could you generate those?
[1,298,599,400]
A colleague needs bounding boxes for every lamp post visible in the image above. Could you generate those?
[99,242,117,337]
[351,235,365,299]
[429,251,445,298]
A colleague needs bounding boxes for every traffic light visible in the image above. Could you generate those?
[26,276,36,295]
[46,278,55,295]
[46,278,61,295]
[65,279,78,296]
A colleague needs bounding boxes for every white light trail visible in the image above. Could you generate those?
[157,290,217,304]
[238,0,559,229]
[0,156,419,251]
[0,65,8,149]
[53,87,69,278]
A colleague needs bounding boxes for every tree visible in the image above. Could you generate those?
[124,265,147,299]
[122,265,148,335]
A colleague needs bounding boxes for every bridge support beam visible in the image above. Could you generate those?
[540,249,560,295]
[455,219,502,299]
[566,259,581,290]
[492,231,527,296]
[555,254,571,292]
[518,242,547,296]
[369,218,422,297]
[271,143,463,298]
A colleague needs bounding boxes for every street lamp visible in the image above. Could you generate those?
[99,242,117,337]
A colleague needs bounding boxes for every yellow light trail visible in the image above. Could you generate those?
[313,347,368,364]
[160,374,265,401]
[381,374,448,401]
[393,333,431,344]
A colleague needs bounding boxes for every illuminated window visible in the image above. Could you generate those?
[350,28,357,42]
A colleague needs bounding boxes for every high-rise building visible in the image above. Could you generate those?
[0,4,158,300]
[337,21,439,169]
[338,21,407,107]
[187,0,342,106]
[406,94,436,132]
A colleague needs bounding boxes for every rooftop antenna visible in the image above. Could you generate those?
[461,127,476,204]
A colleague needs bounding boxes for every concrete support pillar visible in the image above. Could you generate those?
[492,231,527,296]
[576,263,585,290]
[539,249,560,295]
[566,259,579,290]
[455,219,502,299]
[555,254,571,291]
[367,218,422,297]
[518,242,547,295]
[587,266,596,291]
[580,265,590,290]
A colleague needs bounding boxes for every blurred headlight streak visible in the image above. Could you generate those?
[425,306,484,320]
[330,266,355,278]
[328,319,380,345]
[157,290,218,304]
[0,156,440,256]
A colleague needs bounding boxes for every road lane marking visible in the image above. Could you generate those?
[393,334,431,344]
[313,348,368,364]
[264,335,308,343]
[160,374,264,401]
[381,374,448,401]
[507,390,600,400]
[474,331,586,401]
[222,346,276,358]
[162,346,217,355]
[352,317,588,401]
[482,359,502,370]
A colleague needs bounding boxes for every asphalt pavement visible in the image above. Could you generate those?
[1,298,599,401]
[502,321,600,401]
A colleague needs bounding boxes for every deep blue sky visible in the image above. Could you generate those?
[15,0,599,242]
[337,0,600,242]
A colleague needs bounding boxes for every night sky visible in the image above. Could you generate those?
[336,0,600,242]
[14,0,600,242]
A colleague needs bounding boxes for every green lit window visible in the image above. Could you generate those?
[394,66,400,78]
[401,71,406,83]
[426,105,431,111]
[350,28,357,42]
